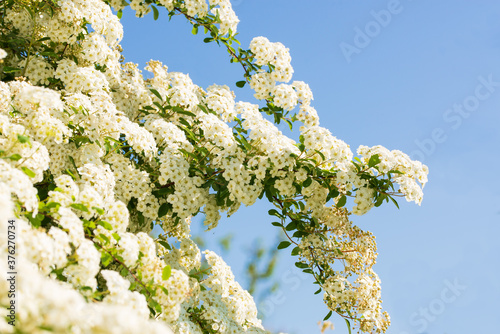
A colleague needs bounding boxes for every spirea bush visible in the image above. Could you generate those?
[0,0,428,333]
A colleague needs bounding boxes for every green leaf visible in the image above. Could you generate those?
[197,103,209,114]
[192,25,198,35]
[17,134,30,143]
[83,220,96,230]
[295,262,308,269]
[345,319,352,334]
[92,206,105,215]
[268,209,281,218]
[271,222,281,227]
[101,252,113,267]
[172,106,196,117]
[389,196,400,209]
[39,51,58,58]
[323,310,333,321]
[138,211,145,226]
[27,213,43,228]
[159,286,169,296]
[158,203,169,217]
[99,233,110,244]
[2,66,21,73]
[235,80,246,88]
[65,168,77,180]
[302,178,312,188]
[72,136,92,148]
[117,9,123,19]
[336,195,347,208]
[314,149,326,161]
[277,241,291,249]
[152,5,159,20]
[148,298,162,315]
[285,220,297,231]
[157,240,171,250]
[327,187,340,201]
[68,156,81,177]
[21,166,35,178]
[45,202,59,210]
[97,220,113,231]
[8,154,22,161]
[291,246,301,256]
[368,154,381,168]
[162,265,171,280]
[150,88,163,101]
[153,101,165,112]
[238,135,252,151]
[374,194,385,207]
[70,203,89,212]
[21,4,35,20]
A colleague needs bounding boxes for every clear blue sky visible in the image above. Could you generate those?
[119,1,500,333]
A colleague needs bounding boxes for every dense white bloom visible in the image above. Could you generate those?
[297,105,319,130]
[302,125,353,170]
[209,0,239,35]
[144,115,191,149]
[205,84,237,121]
[101,270,150,319]
[357,145,428,205]
[292,80,313,104]
[117,232,140,267]
[0,259,174,333]
[0,1,425,333]
[237,102,300,172]
[57,207,85,247]
[198,113,237,151]
[249,36,293,84]
[64,239,101,290]
[13,85,63,114]
[23,56,53,85]
[167,72,200,110]
[272,84,298,111]
[249,71,275,100]
[202,251,265,331]
[0,161,39,213]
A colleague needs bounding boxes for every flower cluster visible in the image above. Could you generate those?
[250,36,293,83]
[0,0,427,333]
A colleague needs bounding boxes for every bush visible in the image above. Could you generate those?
[0,1,427,333]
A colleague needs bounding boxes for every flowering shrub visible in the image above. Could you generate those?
[0,0,428,333]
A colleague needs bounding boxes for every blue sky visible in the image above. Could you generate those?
[119,1,500,333]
